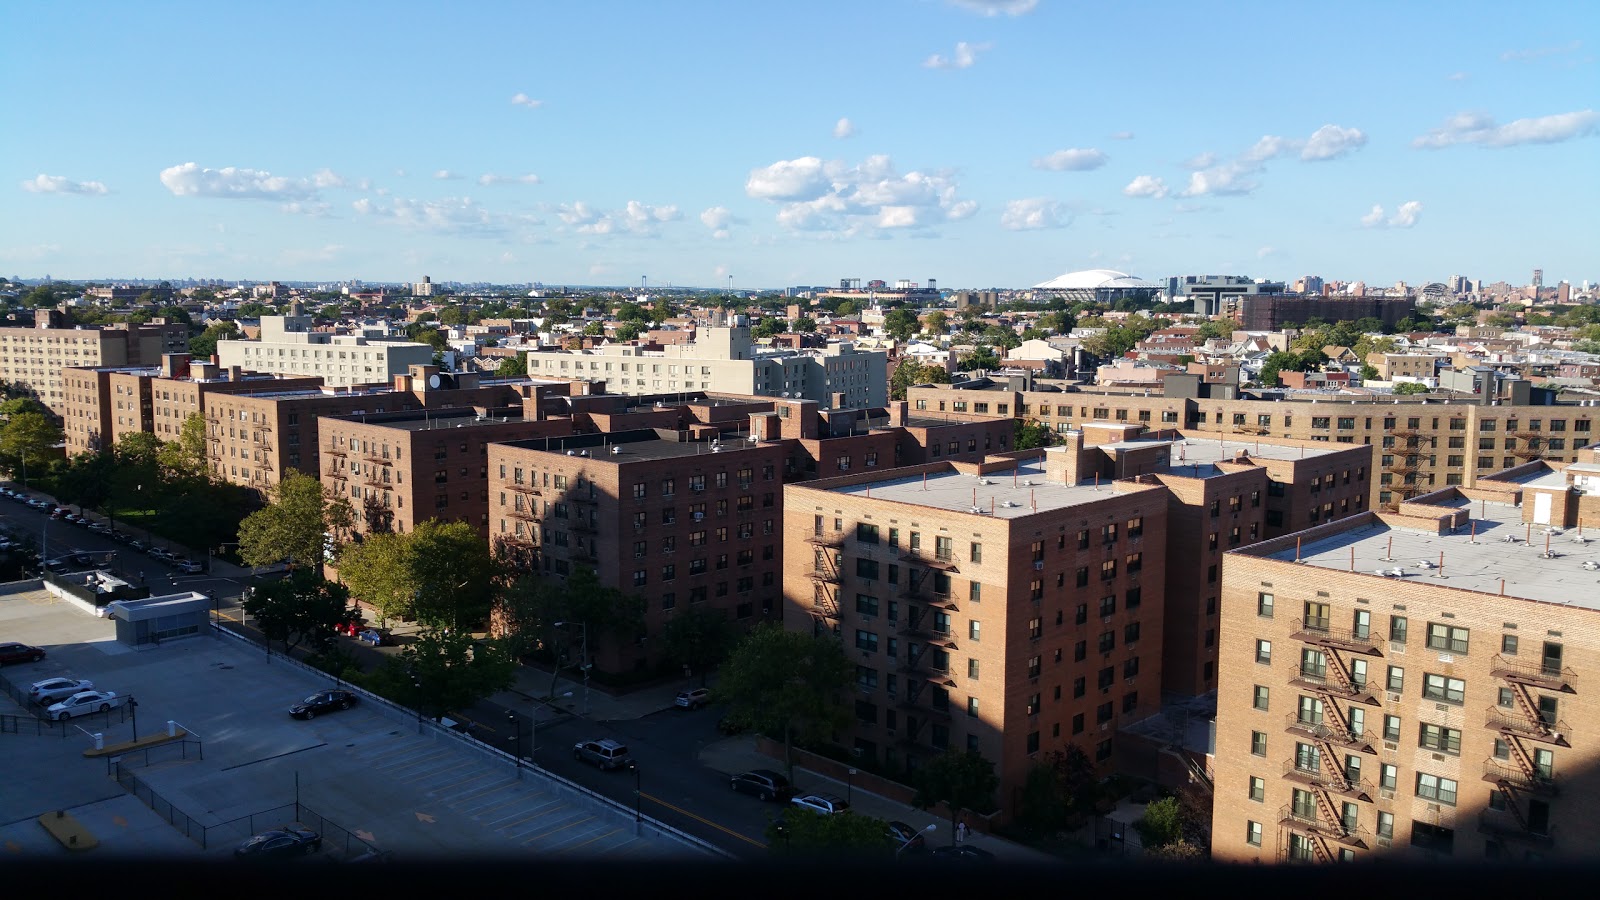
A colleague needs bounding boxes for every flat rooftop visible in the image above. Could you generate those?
[830,463,1129,520]
[1256,501,1600,608]
[501,429,763,462]
[326,408,529,431]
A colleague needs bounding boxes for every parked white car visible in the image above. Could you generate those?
[47,690,123,720]
[30,677,93,706]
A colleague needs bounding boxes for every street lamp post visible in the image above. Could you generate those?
[628,761,642,832]
[847,768,856,806]
[554,621,589,716]
[507,710,522,778]
[412,676,423,734]
[127,695,139,742]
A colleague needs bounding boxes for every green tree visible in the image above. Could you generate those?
[189,321,240,359]
[157,412,210,482]
[0,396,50,420]
[923,310,948,335]
[437,306,466,327]
[1359,364,1379,381]
[409,519,498,631]
[243,570,358,655]
[957,346,1000,372]
[1016,746,1097,833]
[1134,796,1184,848]
[883,308,921,342]
[336,531,417,623]
[1194,320,1231,342]
[660,606,734,686]
[1014,419,1054,450]
[496,352,527,377]
[766,808,892,857]
[793,316,817,333]
[981,324,1021,350]
[582,321,606,336]
[753,317,789,340]
[0,411,63,486]
[714,623,853,780]
[54,451,116,513]
[889,360,951,400]
[914,749,998,845]
[392,629,517,721]
[236,472,331,569]
[614,322,644,342]
[1394,382,1430,395]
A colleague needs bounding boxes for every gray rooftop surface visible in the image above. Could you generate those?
[1259,501,1600,608]
[502,429,764,462]
[831,464,1124,519]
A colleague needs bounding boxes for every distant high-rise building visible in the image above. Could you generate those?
[1558,281,1572,304]
[1532,268,1544,290]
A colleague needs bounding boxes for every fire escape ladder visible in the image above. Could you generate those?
[1506,736,1538,782]
[1324,650,1357,696]
[1495,783,1530,830]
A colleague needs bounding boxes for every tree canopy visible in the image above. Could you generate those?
[660,606,734,686]
[882,308,921,342]
[244,570,358,655]
[714,623,853,780]
[889,360,951,400]
[914,749,999,845]
[236,472,335,569]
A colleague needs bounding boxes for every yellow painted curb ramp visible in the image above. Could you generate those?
[39,810,98,851]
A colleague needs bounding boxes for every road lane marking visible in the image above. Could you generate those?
[640,792,767,849]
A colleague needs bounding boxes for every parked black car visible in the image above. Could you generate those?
[730,768,794,802]
[289,689,358,719]
[234,825,322,858]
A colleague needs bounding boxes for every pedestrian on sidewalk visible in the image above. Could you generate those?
[956,821,969,843]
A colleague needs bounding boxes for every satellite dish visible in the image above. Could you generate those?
[428,374,442,388]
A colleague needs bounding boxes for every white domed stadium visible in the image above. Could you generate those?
[1033,268,1160,303]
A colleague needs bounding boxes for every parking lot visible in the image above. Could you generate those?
[0,583,711,862]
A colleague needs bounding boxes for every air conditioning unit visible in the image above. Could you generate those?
[1033,561,1044,570]
[693,512,704,521]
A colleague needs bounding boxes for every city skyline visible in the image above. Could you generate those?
[3,1,1596,289]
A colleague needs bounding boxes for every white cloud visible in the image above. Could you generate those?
[1180,162,1258,197]
[477,173,542,186]
[353,195,535,236]
[1122,175,1169,199]
[949,0,1037,15]
[1412,109,1598,148]
[1361,202,1423,229]
[1447,71,1469,82]
[21,174,109,195]
[1501,40,1582,63]
[556,200,681,237]
[833,117,856,139]
[159,163,325,201]
[1000,198,1068,230]
[1032,148,1107,171]
[1175,123,1366,198]
[280,201,332,217]
[1256,246,1277,259]
[700,206,740,239]
[434,170,463,180]
[747,154,977,234]
[1300,124,1368,160]
[510,92,544,109]
[924,41,989,70]
[1389,201,1423,228]
[1109,131,1134,140]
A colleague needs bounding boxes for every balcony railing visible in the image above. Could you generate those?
[1490,655,1577,693]
[1484,708,1572,746]
[1291,618,1381,654]
[1481,759,1559,796]
[1476,810,1555,846]
[1284,713,1372,750]
[1288,663,1377,703]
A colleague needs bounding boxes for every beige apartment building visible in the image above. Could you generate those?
[216,314,435,388]
[488,428,789,675]
[1212,478,1600,863]
[783,453,1171,803]
[0,312,188,415]
[906,382,1599,507]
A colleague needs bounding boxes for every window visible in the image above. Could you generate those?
[1390,615,1408,644]
[1257,592,1274,618]
[856,523,880,545]
[1422,673,1465,704]
[968,620,981,641]
[1253,685,1270,711]
[1386,665,1405,693]
[1246,821,1262,846]
[854,630,878,653]
[1426,622,1470,654]
[855,594,880,617]
[967,697,979,718]
[1254,639,1272,665]
[1248,776,1265,802]
[1415,772,1459,805]
[1383,714,1401,742]
[968,658,980,680]
[1303,600,1329,632]
[1251,731,1267,756]
[1420,723,1462,755]
[1073,676,1086,698]
[969,541,982,563]
[1377,811,1394,840]
[1380,763,1398,792]
[1502,634,1518,655]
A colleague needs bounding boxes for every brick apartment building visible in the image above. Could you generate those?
[204,366,565,495]
[782,453,1171,803]
[488,428,789,674]
[1212,475,1600,863]
[61,354,321,456]
[0,311,188,415]
[319,408,573,537]
[907,381,1598,506]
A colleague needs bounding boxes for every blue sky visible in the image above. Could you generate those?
[3,0,1596,290]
